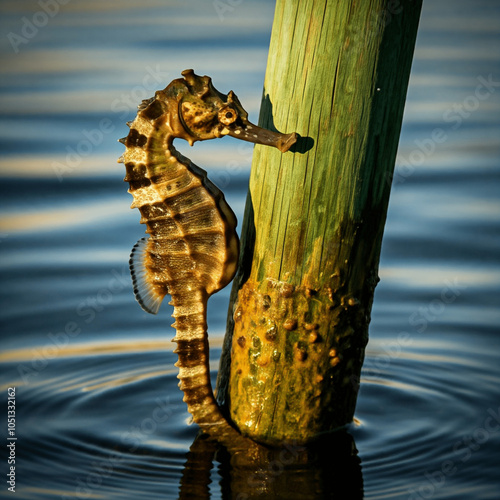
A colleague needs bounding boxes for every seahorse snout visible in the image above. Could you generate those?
[226,121,297,152]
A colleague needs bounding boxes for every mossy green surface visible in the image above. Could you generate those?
[217,0,422,445]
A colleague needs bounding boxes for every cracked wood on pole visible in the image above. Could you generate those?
[216,0,422,445]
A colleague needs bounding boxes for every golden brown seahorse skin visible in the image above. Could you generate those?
[118,69,297,433]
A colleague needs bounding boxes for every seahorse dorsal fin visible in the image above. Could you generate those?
[129,237,164,315]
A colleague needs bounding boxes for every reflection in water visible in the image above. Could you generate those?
[180,430,363,499]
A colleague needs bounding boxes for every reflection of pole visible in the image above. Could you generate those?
[217,0,422,445]
[179,430,363,499]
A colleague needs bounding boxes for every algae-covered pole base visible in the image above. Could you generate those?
[216,0,422,445]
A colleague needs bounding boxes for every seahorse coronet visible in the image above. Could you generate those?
[119,69,297,435]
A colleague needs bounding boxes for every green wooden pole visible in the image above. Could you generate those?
[216,0,422,445]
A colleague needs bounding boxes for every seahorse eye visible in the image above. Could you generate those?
[218,106,238,126]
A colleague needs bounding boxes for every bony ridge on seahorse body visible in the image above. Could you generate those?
[118,69,297,434]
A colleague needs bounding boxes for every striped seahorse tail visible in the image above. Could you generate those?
[170,289,226,427]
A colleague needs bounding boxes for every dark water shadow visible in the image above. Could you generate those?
[179,429,363,499]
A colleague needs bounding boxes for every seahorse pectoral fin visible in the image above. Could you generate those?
[226,122,297,153]
[129,237,164,315]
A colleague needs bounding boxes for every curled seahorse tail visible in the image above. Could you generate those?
[171,290,227,426]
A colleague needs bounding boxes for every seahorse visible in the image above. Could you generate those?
[118,69,296,433]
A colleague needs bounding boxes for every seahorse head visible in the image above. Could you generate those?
[152,69,297,152]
